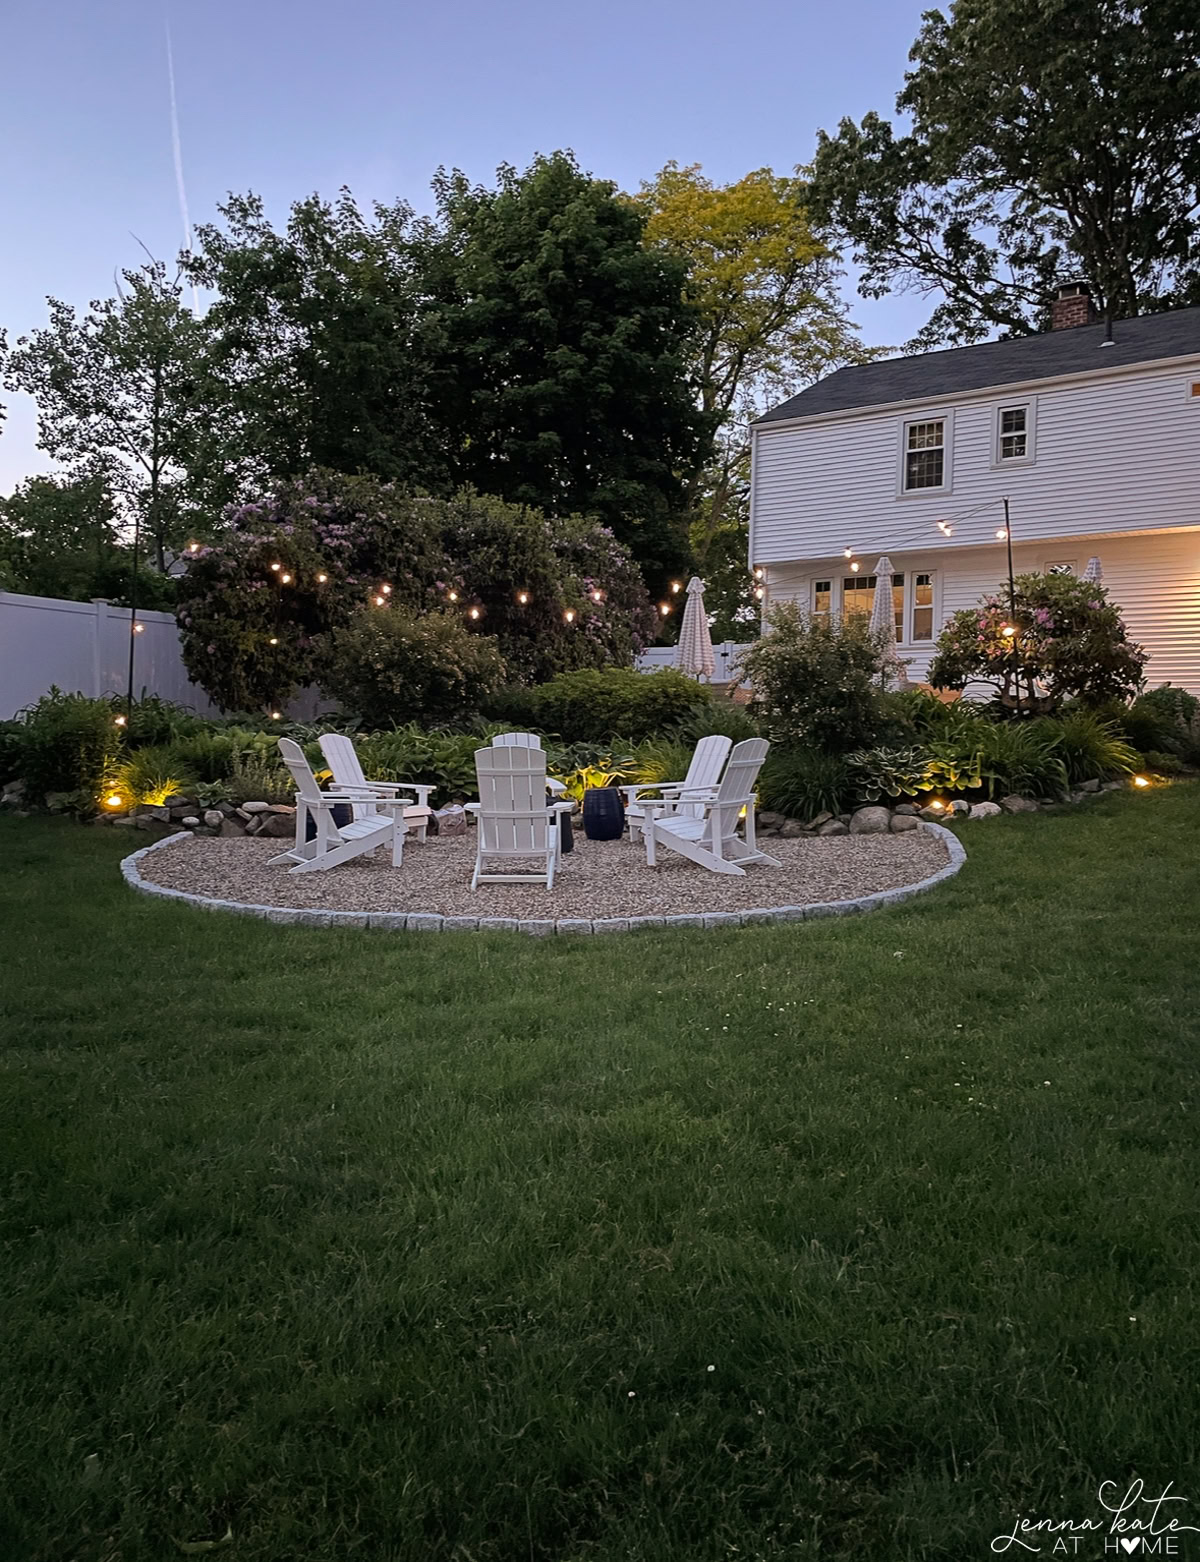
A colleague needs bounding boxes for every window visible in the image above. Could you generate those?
[843,572,905,639]
[994,400,1036,465]
[912,572,934,641]
[904,420,945,490]
[812,579,831,622]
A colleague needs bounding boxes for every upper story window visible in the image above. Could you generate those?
[995,400,1036,465]
[904,420,946,490]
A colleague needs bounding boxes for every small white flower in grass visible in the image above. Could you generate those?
[707,1364,715,1372]
[628,1390,636,1397]
[892,950,904,960]
[1129,1316,1137,1322]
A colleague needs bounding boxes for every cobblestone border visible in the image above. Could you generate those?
[120,824,966,934]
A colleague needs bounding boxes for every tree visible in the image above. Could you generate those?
[928,572,1148,708]
[739,601,885,752]
[635,163,869,629]
[183,191,440,496]
[4,263,207,569]
[810,0,1200,347]
[415,152,712,591]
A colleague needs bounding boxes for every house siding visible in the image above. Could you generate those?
[750,360,1200,566]
[763,530,1200,694]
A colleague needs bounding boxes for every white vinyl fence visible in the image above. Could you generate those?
[635,641,750,683]
[0,591,326,721]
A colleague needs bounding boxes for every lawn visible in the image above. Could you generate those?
[2,791,1199,1561]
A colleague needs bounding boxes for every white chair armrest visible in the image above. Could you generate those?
[463,802,481,816]
[546,778,567,795]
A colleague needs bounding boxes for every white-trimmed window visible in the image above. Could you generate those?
[912,572,935,641]
[814,570,934,644]
[994,400,1036,465]
[812,578,832,623]
[903,419,946,491]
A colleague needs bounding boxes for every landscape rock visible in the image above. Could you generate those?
[218,819,246,838]
[202,809,224,828]
[134,804,171,822]
[266,803,295,815]
[892,803,920,816]
[169,805,194,821]
[217,802,239,817]
[816,819,849,837]
[999,794,1039,813]
[779,820,807,838]
[950,799,971,817]
[807,811,833,829]
[182,816,201,828]
[134,815,172,833]
[918,804,948,822]
[45,791,74,813]
[1101,779,1124,791]
[889,812,920,832]
[242,801,271,814]
[969,802,1003,819]
[256,814,296,838]
[2,780,26,804]
[1078,778,1101,793]
[849,806,891,835]
[434,805,467,837]
[757,810,786,830]
[111,816,139,829]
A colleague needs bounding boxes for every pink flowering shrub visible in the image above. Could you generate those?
[928,572,1147,708]
[176,473,656,712]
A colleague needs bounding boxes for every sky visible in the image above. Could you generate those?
[0,0,936,495]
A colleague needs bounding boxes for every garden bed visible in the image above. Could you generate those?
[126,825,957,929]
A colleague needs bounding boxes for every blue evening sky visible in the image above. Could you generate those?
[0,0,936,494]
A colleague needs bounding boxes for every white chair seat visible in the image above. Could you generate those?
[641,739,780,879]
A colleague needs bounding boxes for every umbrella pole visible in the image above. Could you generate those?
[1003,497,1022,715]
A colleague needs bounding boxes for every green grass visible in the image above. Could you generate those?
[2,790,1199,1561]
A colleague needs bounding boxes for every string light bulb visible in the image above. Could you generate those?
[270,562,281,572]
[754,567,764,580]
[850,561,860,573]
[843,548,854,559]
[591,589,603,602]
[996,528,1009,540]
[280,572,292,584]
[564,609,576,623]
[373,595,386,607]
[270,711,282,720]
[469,607,481,620]
[659,602,671,616]
[316,573,327,584]
[269,637,279,646]
[754,586,765,600]
[671,581,682,593]
[132,622,145,634]
[186,543,199,554]
[516,591,529,604]
[381,584,392,595]
[448,591,458,602]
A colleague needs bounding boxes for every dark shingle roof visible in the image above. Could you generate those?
[756,306,1200,424]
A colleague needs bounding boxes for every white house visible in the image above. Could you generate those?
[749,287,1200,693]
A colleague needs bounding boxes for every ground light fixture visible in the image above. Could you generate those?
[113,715,126,727]
[1133,775,1150,787]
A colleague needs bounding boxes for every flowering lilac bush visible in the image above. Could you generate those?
[176,474,657,712]
[928,572,1147,709]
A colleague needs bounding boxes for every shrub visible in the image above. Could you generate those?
[161,731,240,783]
[356,726,485,803]
[627,737,697,788]
[321,607,507,729]
[1128,685,1200,759]
[739,602,884,753]
[928,572,1147,709]
[674,701,761,745]
[1044,711,1139,785]
[972,721,1067,800]
[227,755,294,806]
[112,695,207,748]
[758,747,853,820]
[0,721,23,786]
[529,668,712,744]
[1143,750,1184,775]
[13,690,119,804]
[107,746,197,807]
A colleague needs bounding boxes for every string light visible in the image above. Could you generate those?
[591,589,603,602]
[132,622,145,634]
[516,591,529,604]
[469,607,481,620]
[271,711,282,720]
[937,521,953,536]
[843,548,854,559]
[186,543,199,554]
[754,567,764,580]
[280,572,292,584]
[671,581,682,593]
[564,609,576,623]
[996,528,1009,540]
[659,602,671,616]
[316,573,327,584]
[754,586,765,600]
[373,595,386,607]
[380,584,392,595]
[850,561,860,573]
[270,562,281,572]
[448,591,458,602]
[269,637,279,645]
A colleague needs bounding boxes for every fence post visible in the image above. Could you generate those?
[90,599,108,698]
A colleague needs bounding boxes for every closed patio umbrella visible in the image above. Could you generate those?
[1082,556,1103,583]
[676,576,716,680]
[869,556,902,682]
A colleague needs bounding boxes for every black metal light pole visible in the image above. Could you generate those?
[1001,497,1022,713]
[125,508,141,725]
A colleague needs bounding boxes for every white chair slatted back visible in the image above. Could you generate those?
[709,737,769,841]
[319,732,373,818]
[491,731,543,750]
[475,745,551,857]
[676,734,732,817]
[278,737,325,807]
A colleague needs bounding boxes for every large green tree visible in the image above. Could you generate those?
[415,152,713,591]
[183,191,440,495]
[3,263,207,569]
[810,0,1200,347]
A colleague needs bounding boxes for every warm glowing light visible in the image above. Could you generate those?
[373,595,385,606]
[316,573,328,583]
[843,547,854,558]
[280,572,292,584]
[754,586,765,600]
[996,528,1009,540]
[517,591,529,604]
[104,793,124,810]
[591,589,603,602]
[132,622,145,634]
[930,799,945,811]
[113,715,127,727]
[381,583,392,595]
[186,542,199,554]
[754,567,764,579]
[448,591,458,602]
[269,637,279,645]
[1133,775,1150,788]
[1001,624,1016,637]
[850,561,860,573]
[671,581,682,593]
[659,602,671,616]
[271,711,282,720]
[469,607,481,620]
[271,562,281,571]
[564,609,576,623]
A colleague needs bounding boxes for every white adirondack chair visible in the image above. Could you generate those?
[640,738,779,878]
[618,734,732,843]
[271,738,407,874]
[491,731,567,794]
[319,732,435,841]
[466,745,574,890]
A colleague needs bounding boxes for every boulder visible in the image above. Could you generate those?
[817,819,849,837]
[1101,779,1124,792]
[182,816,201,828]
[779,820,807,838]
[266,803,295,815]
[849,806,891,835]
[918,804,948,822]
[2,780,25,804]
[242,801,271,814]
[969,801,1003,819]
[1078,778,1101,793]
[434,805,468,838]
[807,811,834,829]
[256,814,296,838]
[168,797,196,811]
[999,794,1038,814]
[169,805,194,821]
[111,816,139,829]
[45,791,73,813]
[218,819,245,838]
[892,803,920,816]
[134,815,172,833]
[950,799,971,817]
[202,809,224,829]
[134,804,171,822]
[757,810,786,830]
[889,812,920,832]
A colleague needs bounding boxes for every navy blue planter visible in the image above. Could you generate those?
[558,808,574,854]
[305,801,353,841]
[582,786,625,841]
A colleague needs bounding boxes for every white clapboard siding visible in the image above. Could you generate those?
[751,358,1200,565]
[764,530,1200,693]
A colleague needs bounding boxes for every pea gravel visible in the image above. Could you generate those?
[134,828,950,920]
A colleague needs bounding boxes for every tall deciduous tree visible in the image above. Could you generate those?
[4,263,206,569]
[636,163,868,634]
[416,152,712,592]
[810,0,1200,347]
[183,190,440,496]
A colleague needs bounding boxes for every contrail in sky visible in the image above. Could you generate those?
[165,10,200,311]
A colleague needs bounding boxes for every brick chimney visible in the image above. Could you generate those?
[1050,280,1097,331]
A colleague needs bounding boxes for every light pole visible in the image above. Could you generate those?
[1001,496,1023,714]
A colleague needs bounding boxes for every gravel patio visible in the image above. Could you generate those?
[133,827,951,920]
